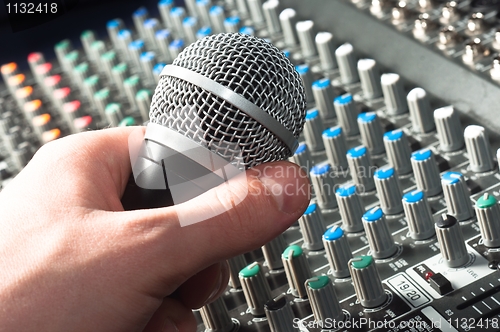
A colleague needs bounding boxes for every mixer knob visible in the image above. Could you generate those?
[290,142,311,171]
[434,106,464,152]
[491,56,500,82]
[263,0,282,35]
[334,94,359,137]
[200,297,235,332]
[335,43,359,84]
[349,255,387,308]
[435,214,469,268]
[391,1,410,24]
[296,64,314,104]
[247,0,265,27]
[374,166,403,215]
[347,146,375,192]
[336,183,365,233]
[363,207,398,259]
[462,38,490,65]
[407,87,435,133]
[316,32,337,72]
[282,245,312,299]
[323,226,353,278]
[413,13,437,40]
[296,20,317,58]
[403,190,435,240]
[279,8,299,48]
[381,73,408,116]
[437,26,461,50]
[358,112,385,155]
[440,1,460,25]
[383,129,412,175]
[264,294,296,332]
[411,149,442,197]
[239,262,272,316]
[466,12,488,36]
[357,58,382,100]
[299,203,326,250]
[304,109,325,152]
[464,125,494,173]
[310,163,338,211]
[322,126,349,172]
[312,78,336,120]
[441,171,474,222]
[305,276,344,324]
[262,234,287,271]
[228,255,248,289]
[475,193,500,248]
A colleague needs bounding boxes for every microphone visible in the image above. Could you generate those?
[121,33,307,211]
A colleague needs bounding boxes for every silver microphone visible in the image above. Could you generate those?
[124,33,307,208]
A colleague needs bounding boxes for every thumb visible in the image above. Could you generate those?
[121,160,310,288]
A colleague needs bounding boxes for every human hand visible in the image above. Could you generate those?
[0,127,310,332]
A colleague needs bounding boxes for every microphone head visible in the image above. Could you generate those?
[149,33,307,169]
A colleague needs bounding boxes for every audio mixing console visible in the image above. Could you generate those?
[3,0,500,331]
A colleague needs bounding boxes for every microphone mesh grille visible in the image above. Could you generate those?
[149,33,306,169]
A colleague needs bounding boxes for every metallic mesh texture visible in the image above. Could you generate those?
[149,33,307,169]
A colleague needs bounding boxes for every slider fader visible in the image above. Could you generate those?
[3,0,500,331]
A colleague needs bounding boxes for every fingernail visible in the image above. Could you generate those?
[258,162,310,214]
[162,318,179,332]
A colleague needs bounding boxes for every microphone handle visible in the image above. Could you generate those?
[121,174,174,210]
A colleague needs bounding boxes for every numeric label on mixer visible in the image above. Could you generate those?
[387,273,431,308]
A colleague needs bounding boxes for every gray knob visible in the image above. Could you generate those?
[265,294,295,332]
[381,73,408,115]
[296,64,314,104]
[312,78,336,120]
[80,30,96,61]
[347,146,375,192]
[263,0,281,35]
[296,20,317,58]
[322,126,348,172]
[170,7,186,37]
[224,16,241,33]
[434,106,464,152]
[336,183,365,233]
[358,59,382,99]
[316,32,337,72]
[106,19,124,49]
[182,16,199,44]
[310,163,337,211]
[282,245,312,299]
[441,171,474,222]
[323,226,353,278]
[306,276,344,324]
[334,94,360,136]
[239,262,272,316]
[349,256,387,308]
[335,43,359,84]
[411,149,442,197]
[262,234,287,271]
[279,8,299,48]
[299,203,326,250]
[357,112,385,155]
[209,6,225,34]
[228,255,248,289]
[464,125,494,173]
[383,129,412,175]
[304,109,325,152]
[200,297,235,332]
[158,0,174,30]
[403,190,436,240]
[362,207,398,259]
[235,0,249,19]
[196,0,211,27]
[407,88,435,133]
[247,0,265,27]
[374,166,403,215]
[289,142,311,171]
[475,193,500,248]
[435,214,469,268]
